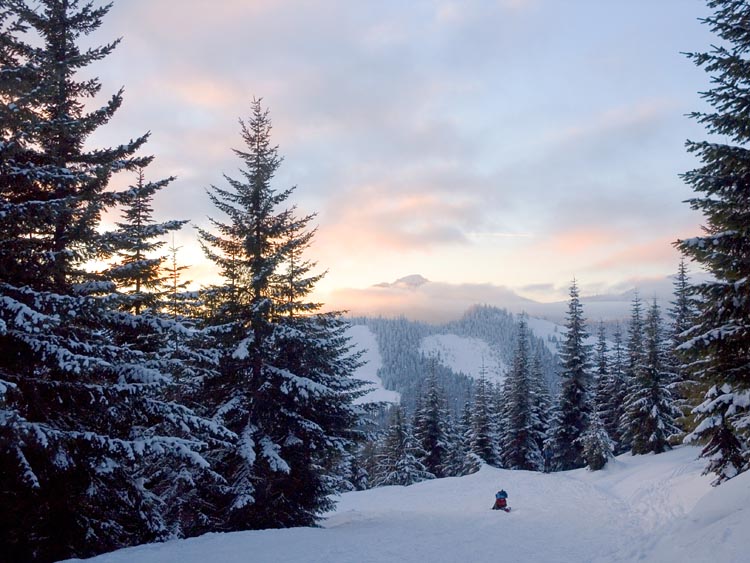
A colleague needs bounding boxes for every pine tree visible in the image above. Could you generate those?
[0,3,223,560]
[105,169,186,313]
[164,238,193,320]
[373,407,434,487]
[677,1,750,482]
[500,316,543,470]
[530,355,553,463]
[669,259,700,429]
[670,259,696,359]
[197,99,365,529]
[581,398,614,471]
[622,300,681,455]
[580,326,615,471]
[464,375,498,468]
[594,322,609,406]
[443,399,471,477]
[600,324,628,454]
[549,280,592,471]
[618,293,645,452]
[413,365,450,478]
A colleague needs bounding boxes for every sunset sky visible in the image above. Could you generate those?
[88,0,714,316]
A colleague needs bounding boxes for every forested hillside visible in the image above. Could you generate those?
[352,304,559,415]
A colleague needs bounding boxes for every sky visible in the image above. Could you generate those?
[84,0,715,318]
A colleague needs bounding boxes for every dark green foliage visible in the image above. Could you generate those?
[548,281,592,471]
[599,324,628,454]
[582,399,614,471]
[669,260,700,430]
[499,316,545,471]
[622,301,681,455]
[373,406,434,486]
[105,168,187,315]
[678,0,750,484]
[618,293,645,452]
[413,366,451,478]
[0,3,222,560]
[197,99,366,529]
[465,375,498,467]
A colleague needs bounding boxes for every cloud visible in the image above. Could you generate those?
[85,0,710,313]
[324,272,697,324]
[328,276,536,323]
[316,185,477,253]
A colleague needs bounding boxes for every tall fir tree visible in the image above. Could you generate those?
[581,398,614,471]
[618,292,645,452]
[594,322,609,408]
[0,2,223,560]
[678,0,750,484]
[464,374,498,470]
[669,259,700,429]
[530,355,553,462]
[600,324,628,454]
[549,280,592,471]
[373,406,434,487]
[583,321,614,470]
[413,365,451,478]
[105,168,187,315]
[197,99,365,529]
[443,399,472,477]
[622,300,681,455]
[500,316,544,470]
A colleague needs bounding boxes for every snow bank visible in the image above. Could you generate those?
[61,447,750,563]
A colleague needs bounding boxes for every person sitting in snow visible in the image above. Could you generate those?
[492,489,509,511]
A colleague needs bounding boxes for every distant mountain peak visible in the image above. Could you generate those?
[374,274,429,290]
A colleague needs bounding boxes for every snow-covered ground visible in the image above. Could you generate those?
[525,316,563,353]
[347,325,400,404]
[64,446,749,563]
[420,333,507,383]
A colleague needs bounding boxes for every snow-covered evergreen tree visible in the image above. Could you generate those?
[530,355,553,461]
[443,399,471,477]
[464,375,498,469]
[500,316,544,470]
[678,2,750,482]
[622,300,681,455]
[678,0,750,484]
[549,280,592,471]
[106,168,187,315]
[669,259,699,430]
[0,3,224,560]
[581,399,614,471]
[197,99,366,529]
[600,324,628,454]
[617,293,645,452]
[373,407,434,487]
[413,366,451,478]
[594,322,609,406]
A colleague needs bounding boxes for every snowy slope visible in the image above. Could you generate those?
[419,333,507,382]
[347,325,400,404]
[525,316,563,353]
[65,447,750,563]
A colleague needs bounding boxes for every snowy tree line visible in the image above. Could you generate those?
[357,271,697,487]
[353,305,558,416]
[0,3,368,561]
[356,0,750,493]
